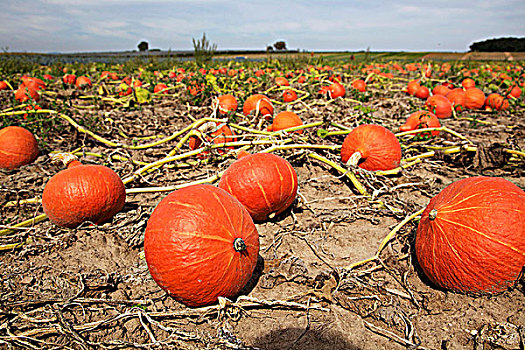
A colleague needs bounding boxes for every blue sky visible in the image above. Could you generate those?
[1,0,524,53]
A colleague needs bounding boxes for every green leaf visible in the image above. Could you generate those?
[135,87,152,104]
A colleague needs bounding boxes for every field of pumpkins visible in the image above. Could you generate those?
[0,56,524,349]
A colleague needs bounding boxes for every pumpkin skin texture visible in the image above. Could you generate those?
[144,184,260,307]
[340,124,402,171]
[0,126,39,170]
[415,176,525,294]
[42,156,126,228]
[218,153,298,222]
[217,94,238,114]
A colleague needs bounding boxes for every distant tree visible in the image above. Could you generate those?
[273,41,287,51]
[138,41,149,52]
[266,45,274,53]
[469,37,525,52]
[192,32,217,65]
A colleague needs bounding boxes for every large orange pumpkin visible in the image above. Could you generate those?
[144,184,260,307]
[243,94,274,119]
[218,152,298,222]
[0,126,39,169]
[42,154,126,228]
[341,124,402,171]
[415,176,525,294]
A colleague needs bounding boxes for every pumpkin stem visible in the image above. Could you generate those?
[346,151,362,167]
[233,237,247,252]
[429,209,438,220]
[50,153,81,168]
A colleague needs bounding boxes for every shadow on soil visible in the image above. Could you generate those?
[251,327,361,350]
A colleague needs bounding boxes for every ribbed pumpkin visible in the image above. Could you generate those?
[400,111,441,137]
[267,111,303,134]
[144,184,260,307]
[0,126,39,170]
[243,94,274,119]
[15,85,40,103]
[461,78,476,89]
[341,124,402,171]
[218,152,298,222]
[425,95,452,118]
[464,87,486,110]
[485,93,509,111]
[42,154,126,228]
[415,176,525,294]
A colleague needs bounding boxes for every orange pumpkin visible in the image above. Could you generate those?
[243,94,274,119]
[341,124,402,171]
[154,83,169,94]
[351,79,366,92]
[282,89,298,103]
[485,93,509,111]
[144,184,260,307]
[75,76,92,89]
[328,82,345,98]
[406,80,420,96]
[14,85,40,103]
[464,87,486,110]
[267,111,303,134]
[432,85,450,96]
[400,111,441,136]
[461,78,476,89]
[218,153,298,222]
[446,88,466,112]
[0,81,8,90]
[188,122,237,157]
[275,77,289,86]
[415,176,525,294]
[0,126,39,169]
[217,94,238,114]
[42,154,126,228]
[425,95,452,118]
[415,86,430,99]
[507,85,522,99]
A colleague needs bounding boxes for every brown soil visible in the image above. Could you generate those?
[1,79,524,350]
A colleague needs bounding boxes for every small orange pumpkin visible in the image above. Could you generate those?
[243,94,274,119]
[400,111,441,136]
[217,94,238,114]
[267,111,303,134]
[0,126,39,169]
[485,93,509,111]
[341,124,402,171]
[42,154,126,228]
[282,90,298,103]
[425,95,452,118]
[75,76,92,89]
[351,79,366,92]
